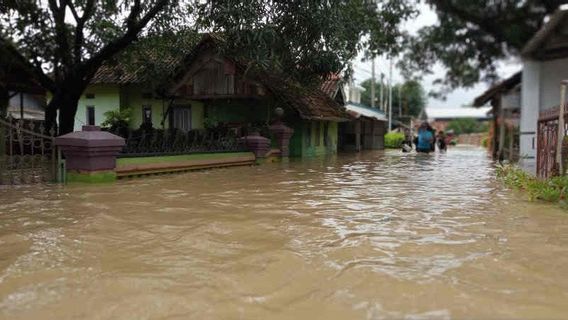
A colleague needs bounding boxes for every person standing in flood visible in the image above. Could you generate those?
[416,122,434,153]
[437,130,448,152]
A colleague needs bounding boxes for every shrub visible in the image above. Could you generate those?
[384,132,405,148]
[101,108,131,134]
[496,164,568,207]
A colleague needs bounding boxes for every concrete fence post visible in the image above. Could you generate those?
[55,125,125,183]
[269,121,294,157]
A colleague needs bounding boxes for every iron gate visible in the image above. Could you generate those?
[0,115,62,185]
[537,107,567,179]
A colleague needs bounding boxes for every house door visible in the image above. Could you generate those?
[171,105,192,132]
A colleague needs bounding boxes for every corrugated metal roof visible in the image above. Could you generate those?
[425,106,492,120]
[473,72,522,107]
[345,103,387,121]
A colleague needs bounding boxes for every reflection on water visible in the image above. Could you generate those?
[1,147,568,319]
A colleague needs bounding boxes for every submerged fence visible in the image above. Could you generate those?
[0,116,62,185]
[537,107,567,179]
[109,128,247,157]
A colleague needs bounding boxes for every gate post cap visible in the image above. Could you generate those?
[82,125,101,132]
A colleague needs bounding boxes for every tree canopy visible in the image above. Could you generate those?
[360,79,426,117]
[399,0,565,96]
[0,0,416,134]
[446,118,488,135]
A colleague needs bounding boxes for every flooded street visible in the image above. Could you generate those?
[1,147,567,319]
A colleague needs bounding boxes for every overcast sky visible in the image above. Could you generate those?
[352,3,521,109]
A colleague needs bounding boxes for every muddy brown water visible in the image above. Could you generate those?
[1,147,567,319]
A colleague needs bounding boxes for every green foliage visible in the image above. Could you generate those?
[496,165,568,207]
[196,0,416,85]
[360,79,426,117]
[399,1,561,96]
[101,108,131,132]
[481,136,489,148]
[1,0,416,133]
[384,132,405,148]
[447,118,488,135]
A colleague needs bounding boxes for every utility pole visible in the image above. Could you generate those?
[388,59,393,132]
[379,73,384,111]
[398,84,402,117]
[371,58,376,109]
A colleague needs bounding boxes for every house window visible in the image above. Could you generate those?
[171,105,192,132]
[85,93,95,99]
[86,106,95,125]
[315,122,321,146]
[143,106,152,124]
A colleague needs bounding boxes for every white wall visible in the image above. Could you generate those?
[500,88,520,110]
[539,57,568,111]
[74,84,121,131]
[520,60,540,174]
[520,57,568,175]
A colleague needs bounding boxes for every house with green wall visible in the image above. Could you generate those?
[76,34,349,157]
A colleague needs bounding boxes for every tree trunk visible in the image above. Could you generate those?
[46,87,82,136]
[0,85,8,118]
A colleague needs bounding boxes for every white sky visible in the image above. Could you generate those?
[352,3,521,108]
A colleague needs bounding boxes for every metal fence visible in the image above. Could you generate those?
[111,128,247,157]
[0,116,62,185]
[537,107,567,179]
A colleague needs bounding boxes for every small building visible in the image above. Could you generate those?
[76,34,349,157]
[519,6,568,175]
[323,80,387,151]
[419,106,492,132]
[473,72,521,161]
[2,65,46,121]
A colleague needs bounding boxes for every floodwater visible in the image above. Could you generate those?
[1,147,567,319]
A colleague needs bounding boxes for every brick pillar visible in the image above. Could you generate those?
[240,132,270,158]
[55,125,125,183]
[269,121,294,157]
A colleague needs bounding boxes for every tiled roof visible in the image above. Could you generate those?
[261,74,350,121]
[320,73,341,98]
[91,55,181,85]
[92,34,350,121]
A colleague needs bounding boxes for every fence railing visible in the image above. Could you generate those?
[0,115,61,185]
[109,128,247,157]
[537,106,568,179]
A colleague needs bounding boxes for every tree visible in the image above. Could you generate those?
[196,0,416,85]
[399,1,564,96]
[360,79,426,117]
[0,0,180,134]
[1,0,415,134]
[446,118,488,135]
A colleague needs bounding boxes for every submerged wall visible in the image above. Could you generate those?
[115,152,256,178]
[289,120,338,157]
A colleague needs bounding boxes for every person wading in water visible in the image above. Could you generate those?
[416,122,434,153]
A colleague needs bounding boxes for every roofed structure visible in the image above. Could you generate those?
[473,72,522,107]
[423,106,492,120]
[522,6,568,60]
[91,34,349,122]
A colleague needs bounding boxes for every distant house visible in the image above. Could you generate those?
[473,72,521,160]
[77,34,349,157]
[519,6,568,174]
[419,106,491,132]
[3,65,46,121]
[337,82,387,151]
